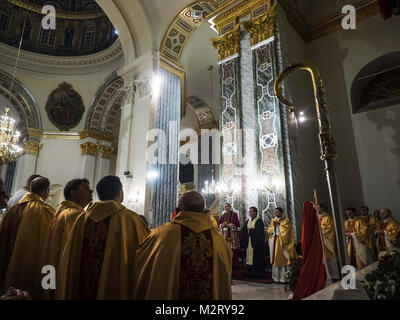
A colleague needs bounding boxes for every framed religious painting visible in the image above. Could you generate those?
[45,82,85,131]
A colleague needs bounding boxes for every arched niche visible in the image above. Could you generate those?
[351,52,400,114]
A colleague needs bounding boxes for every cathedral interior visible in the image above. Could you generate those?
[0,0,399,301]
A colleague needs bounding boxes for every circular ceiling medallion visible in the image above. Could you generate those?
[45,82,85,131]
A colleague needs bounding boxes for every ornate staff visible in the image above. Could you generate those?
[273,61,348,274]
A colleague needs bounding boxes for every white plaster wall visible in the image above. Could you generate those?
[308,15,400,218]
[181,22,220,128]
[352,104,400,217]
[35,139,82,186]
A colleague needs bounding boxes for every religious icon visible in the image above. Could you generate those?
[45,82,85,131]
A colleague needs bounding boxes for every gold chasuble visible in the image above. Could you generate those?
[360,215,380,251]
[318,213,336,259]
[377,217,400,254]
[267,215,297,267]
[56,201,150,300]
[0,192,55,299]
[135,211,232,300]
[46,201,85,272]
[344,217,368,269]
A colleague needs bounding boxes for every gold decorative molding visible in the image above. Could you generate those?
[211,24,241,61]
[7,0,105,20]
[99,146,115,159]
[27,128,114,142]
[307,0,379,41]
[79,130,114,142]
[23,141,42,155]
[278,0,379,42]
[80,142,99,156]
[242,3,276,46]
[27,128,81,140]
[207,0,270,34]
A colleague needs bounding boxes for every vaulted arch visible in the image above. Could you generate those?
[160,1,218,62]
[0,70,42,137]
[85,72,125,136]
[186,95,217,129]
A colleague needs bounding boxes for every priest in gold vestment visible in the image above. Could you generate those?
[316,204,340,280]
[56,176,150,299]
[0,177,55,299]
[376,208,400,255]
[344,208,369,270]
[359,206,380,261]
[45,178,93,299]
[267,207,297,283]
[135,191,232,300]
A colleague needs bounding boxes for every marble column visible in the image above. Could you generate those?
[210,1,295,232]
[150,68,181,228]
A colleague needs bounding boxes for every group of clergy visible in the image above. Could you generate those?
[219,202,400,284]
[344,206,400,270]
[0,174,233,300]
[1,172,398,300]
[219,203,298,283]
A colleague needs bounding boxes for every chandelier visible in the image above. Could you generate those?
[0,13,27,165]
[0,108,23,164]
[202,169,220,196]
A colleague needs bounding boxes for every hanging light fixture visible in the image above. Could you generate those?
[202,169,219,196]
[0,108,22,164]
[0,13,27,164]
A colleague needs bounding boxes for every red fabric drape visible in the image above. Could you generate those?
[292,202,326,300]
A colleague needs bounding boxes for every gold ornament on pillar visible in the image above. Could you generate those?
[80,142,99,156]
[23,140,42,155]
[242,3,276,47]
[99,146,115,159]
[211,24,241,61]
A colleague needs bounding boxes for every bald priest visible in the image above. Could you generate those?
[135,191,232,300]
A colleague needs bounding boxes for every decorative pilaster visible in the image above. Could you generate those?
[242,3,276,47]
[99,146,115,159]
[211,25,242,62]
[23,141,42,155]
[210,0,294,229]
[80,142,99,156]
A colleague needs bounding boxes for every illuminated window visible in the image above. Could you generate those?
[84,30,95,49]
[40,29,56,45]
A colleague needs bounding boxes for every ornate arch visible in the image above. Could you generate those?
[0,70,42,137]
[85,72,125,135]
[160,1,218,62]
[186,95,216,129]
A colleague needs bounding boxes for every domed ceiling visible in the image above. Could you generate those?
[0,0,118,56]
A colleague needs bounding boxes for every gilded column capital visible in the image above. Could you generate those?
[80,142,99,156]
[99,145,116,159]
[23,141,42,155]
[242,4,276,47]
[211,24,242,62]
